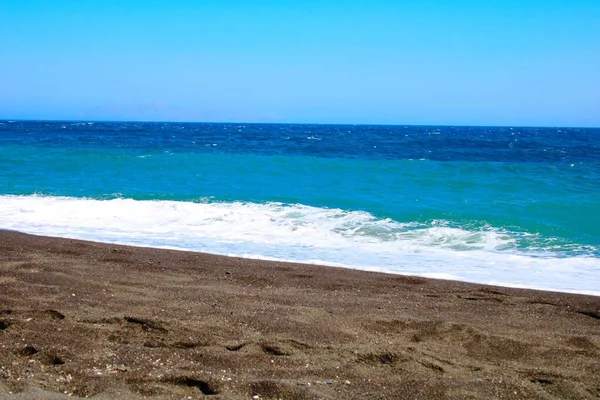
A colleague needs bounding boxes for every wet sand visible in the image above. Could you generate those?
[0,230,599,399]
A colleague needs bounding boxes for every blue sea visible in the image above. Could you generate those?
[1,120,599,295]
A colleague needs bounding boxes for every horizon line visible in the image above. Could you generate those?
[1,117,598,130]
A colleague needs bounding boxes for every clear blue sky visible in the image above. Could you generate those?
[1,0,599,126]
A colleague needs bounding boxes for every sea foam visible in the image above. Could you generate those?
[1,194,598,296]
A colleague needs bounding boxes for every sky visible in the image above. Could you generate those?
[1,0,599,127]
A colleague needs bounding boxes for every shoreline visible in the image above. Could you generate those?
[3,227,599,298]
[1,230,599,399]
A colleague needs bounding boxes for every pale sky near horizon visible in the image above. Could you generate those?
[1,0,599,127]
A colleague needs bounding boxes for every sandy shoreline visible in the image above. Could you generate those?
[1,230,599,399]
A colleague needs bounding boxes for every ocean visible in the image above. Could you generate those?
[1,120,599,295]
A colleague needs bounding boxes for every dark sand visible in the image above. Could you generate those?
[0,231,599,399]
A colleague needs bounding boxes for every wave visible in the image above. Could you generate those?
[1,195,599,296]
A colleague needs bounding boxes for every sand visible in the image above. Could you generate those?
[0,230,599,399]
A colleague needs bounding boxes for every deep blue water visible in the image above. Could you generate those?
[1,120,599,294]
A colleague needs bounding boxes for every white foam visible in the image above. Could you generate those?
[1,195,598,296]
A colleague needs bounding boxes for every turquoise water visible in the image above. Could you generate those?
[1,120,599,294]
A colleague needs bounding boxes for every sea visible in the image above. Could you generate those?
[1,120,599,296]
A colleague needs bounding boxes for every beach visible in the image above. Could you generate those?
[3,0,600,398]
[0,230,598,399]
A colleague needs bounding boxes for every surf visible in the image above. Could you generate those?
[1,194,598,296]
